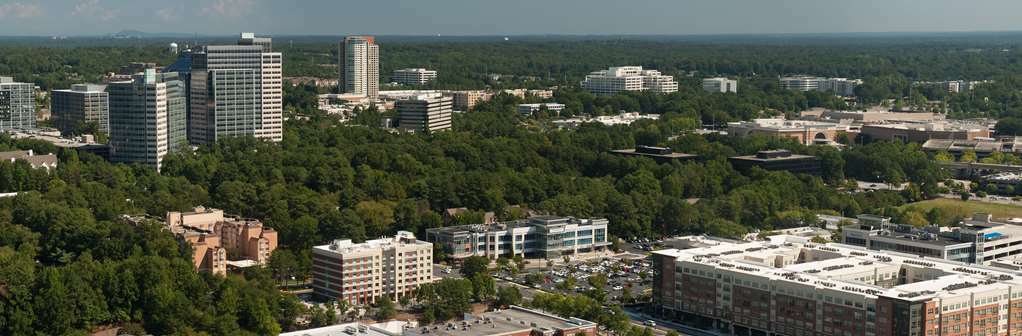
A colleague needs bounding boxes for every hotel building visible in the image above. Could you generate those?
[312,232,433,304]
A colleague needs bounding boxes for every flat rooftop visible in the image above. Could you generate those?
[404,306,595,336]
[655,235,1022,302]
[609,149,697,159]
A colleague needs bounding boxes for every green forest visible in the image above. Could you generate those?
[1,34,1021,334]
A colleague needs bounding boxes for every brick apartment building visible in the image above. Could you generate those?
[166,206,278,275]
[312,231,433,304]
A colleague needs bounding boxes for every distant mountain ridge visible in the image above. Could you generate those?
[108,30,199,39]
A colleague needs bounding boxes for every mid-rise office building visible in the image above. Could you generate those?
[779,76,862,96]
[581,66,678,96]
[189,32,283,145]
[51,84,109,134]
[339,36,380,100]
[702,77,738,93]
[426,216,610,261]
[392,68,437,86]
[166,206,278,275]
[312,232,433,304]
[107,69,187,171]
[237,32,272,51]
[652,234,1022,336]
[396,94,453,133]
[0,76,35,131]
[842,213,1022,265]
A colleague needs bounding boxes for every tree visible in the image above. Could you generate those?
[416,278,474,323]
[557,276,577,291]
[495,286,522,307]
[961,150,978,163]
[398,295,411,307]
[586,274,608,303]
[810,235,828,244]
[461,256,490,278]
[961,191,971,201]
[620,286,633,304]
[375,296,396,321]
[471,273,497,302]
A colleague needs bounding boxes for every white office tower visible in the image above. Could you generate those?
[0,76,36,130]
[189,32,283,145]
[339,36,379,99]
[392,68,437,85]
[108,70,187,171]
[702,77,738,93]
[581,66,678,96]
[397,94,453,133]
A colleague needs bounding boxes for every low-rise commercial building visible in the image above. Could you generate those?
[727,118,852,145]
[702,77,738,93]
[652,234,1022,336]
[922,137,1022,158]
[447,90,493,111]
[426,216,610,261]
[800,107,938,124]
[610,145,697,163]
[396,94,453,133]
[405,306,597,336]
[166,206,278,275]
[581,66,677,96]
[517,103,565,116]
[861,120,991,143]
[728,150,822,175]
[392,68,437,86]
[552,112,659,129]
[312,232,433,304]
[51,84,109,135]
[5,129,110,159]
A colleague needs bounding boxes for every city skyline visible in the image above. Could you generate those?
[1,0,1022,36]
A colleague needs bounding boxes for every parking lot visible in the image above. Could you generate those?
[492,256,654,305]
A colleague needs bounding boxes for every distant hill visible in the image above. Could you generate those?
[108,30,198,39]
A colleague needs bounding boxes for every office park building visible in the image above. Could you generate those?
[426,216,610,260]
[107,70,187,171]
[653,234,1022,336]
[581,66,678,96]
[51,84,109,135]
[0,76,35,131]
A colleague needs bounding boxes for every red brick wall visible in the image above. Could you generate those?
[679,274,718,317]
[773,293,816,335]
[822,302,866,336]
[731,285,771,330]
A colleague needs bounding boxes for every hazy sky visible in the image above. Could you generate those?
[0,0,1020,36]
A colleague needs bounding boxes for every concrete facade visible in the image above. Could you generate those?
[702,77,738,93]
[727,118,850,145]
[108,70,187,171]
[396,94,453,133]
[581,66,678,96]
[392,68,437,86]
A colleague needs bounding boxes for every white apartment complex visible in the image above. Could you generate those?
[581,66,678,96]
[396,94,453,133]
[312,232,433,305]
[392,68,437,86]
[339,36,380,100]
[702,77,738,93]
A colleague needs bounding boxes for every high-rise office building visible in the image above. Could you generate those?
[339,36,379,99]
[51,84,109,134]
[0,76,36,131]
[189,32,283,145]
[107,69,187,171]
[396,94,453,133]
[392,68,437,86]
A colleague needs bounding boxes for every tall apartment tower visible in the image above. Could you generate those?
[0,76,36,130]
[397,94,453,133]
[51,84,110,134]
[107,69,187,171]
[338,36,379,99]
[189,32,283,145]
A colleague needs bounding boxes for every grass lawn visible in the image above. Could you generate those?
[900,198,1022,220]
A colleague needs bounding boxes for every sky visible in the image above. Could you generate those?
[0,0,1021,36]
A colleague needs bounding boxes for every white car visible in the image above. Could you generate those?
[644,320,656,327]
